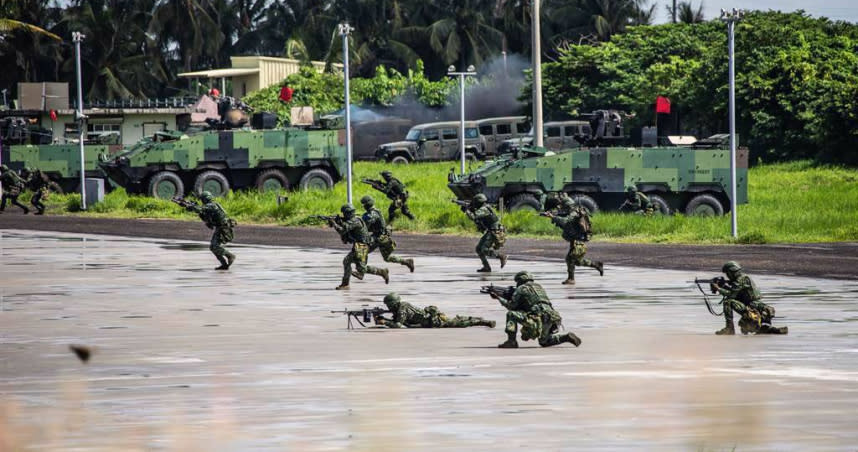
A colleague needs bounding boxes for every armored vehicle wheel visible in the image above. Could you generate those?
[685,194,724,216]
[299,168,334,190]
[194,170,230,197]
[390,155,410,164]
[148,171,184,199]
[572,194,599,214]
[648,194,671,215]
[506,193,541,212]
[256,168,289,192]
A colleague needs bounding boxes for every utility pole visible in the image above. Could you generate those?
[73,31,87,210]
[532,0,544,148]
[720,8,743,238]
[448,65,477,174]
[338,22,354,204]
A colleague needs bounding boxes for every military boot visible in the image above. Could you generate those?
[716,325,736,335]
[498,333,519,348]
[499,253,508,269]
[477,266,492,273]
[595,261,604,276]
[478,319,496,328]
[565,332,582,347]
[22,206,29,214]
[404,258,415,273]
[35,208,45,215]
[351,271,364,280]
[225,253,236,269]
[214,256,230,270]
[336,280,350,290]
[561,278,576,285]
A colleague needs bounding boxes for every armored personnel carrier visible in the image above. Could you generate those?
[448,133,748,216]
[99,106,346,199]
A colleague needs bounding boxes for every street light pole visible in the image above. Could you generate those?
[73,31,87,210]
[532,0,544,148]
[447,65,477,175]
[721,8,743,238]
[338,22,354,204]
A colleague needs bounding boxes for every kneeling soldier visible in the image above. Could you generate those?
[712,261,788,335]
[489,271,582,348]
[377,292,495,328]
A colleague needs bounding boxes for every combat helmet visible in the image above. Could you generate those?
[514,271,534,285]
[198,191,214,203]
[627,186,637,193]
[722,261,742,274]
[383,292,401,308]
[341,203,356,217]
[472,193,487,206]
[360,195,375,208]
[0,164,8,172]
[381,170,392,179]
[561,196,576,209]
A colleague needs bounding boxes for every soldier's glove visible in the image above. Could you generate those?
[710,282,719,294]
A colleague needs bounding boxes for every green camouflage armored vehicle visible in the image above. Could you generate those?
[3,143,119,193]
[99,116,346,199]
[448,134,748,216]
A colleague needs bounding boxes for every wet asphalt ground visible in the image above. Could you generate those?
[1,230,857,451]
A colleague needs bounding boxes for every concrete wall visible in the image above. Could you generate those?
[39,111,181,147]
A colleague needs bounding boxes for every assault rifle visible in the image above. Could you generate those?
[693,276,734,316]
[480,284,515,301]
[171,196,199,210]
[311,214,344,226]
[361,178,387,192]
[451,199,471,210]
[331,306,391,329]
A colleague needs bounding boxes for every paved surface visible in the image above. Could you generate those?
[2,213,858,279]
[1,231,857,451]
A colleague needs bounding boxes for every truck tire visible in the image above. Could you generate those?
[193,170,230,197]
[685,194,724,216]
[648,194,671,215]
[299,168,334,191]
[390,155,410,164]
[506,193,542,212]
[255,168,289,192]
[148,171,184,199]
[572,194,599,214]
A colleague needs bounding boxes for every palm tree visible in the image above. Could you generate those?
[677,1,704,24]
[149,0,224,73]
[0,18,61,41]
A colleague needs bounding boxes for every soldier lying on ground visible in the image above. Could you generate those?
[376,292,495,329]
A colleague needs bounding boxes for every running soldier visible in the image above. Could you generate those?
[712,261,788,335]
[324,203,389,290]
[365,170,414,221]
[0,164,29,214]
[176,191,236,270]
[461,193,507,272]
[488,271,582,348]
[542,197,604,285]
[376,292,495,328]
[360,195,414,272]
[20,167,52,215]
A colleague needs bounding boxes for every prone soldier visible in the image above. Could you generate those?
[360,195,414,272]
[324,203,389,290]
[459,193,508,272]
[0,164,29,214]
[542,197,604,285]
[488,271,581,348]
[376,292,495,328]
[362,170,414,221]
[711,261,788,335]
[619,186,653,215]
[173,191,236,270]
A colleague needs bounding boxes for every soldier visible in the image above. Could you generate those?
[326,203,389,290]
[543,197,604,285]
[376,292,495,328]
[619,186,653,215]
[360,195,414,272]
[712,261,788,335]
[0,164,29,214]
[378,170,415,221]
[20,167,50,215]
[461,193,508,272]
[179,191,236,270]
[489,271,582,348]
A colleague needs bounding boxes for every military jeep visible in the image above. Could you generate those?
[375,121,483,163]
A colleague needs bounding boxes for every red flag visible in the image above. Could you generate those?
[655,96,671,114]
[279,86,293,102]
[49,109,58,121]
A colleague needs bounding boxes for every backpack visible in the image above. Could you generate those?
[576,207,591,241]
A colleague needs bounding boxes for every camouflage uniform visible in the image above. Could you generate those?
[360,195,414,272]
[331,203,389,289]
[495,272,581,348]
[714,261,788,335]
[21,167,50,215]
[620,186,653,215]
[379,171,414,221]
[377,293,494,328]
[183,191,236,270]
[464,194,508,272]
[550,200,603,285]
[0,165,29,214]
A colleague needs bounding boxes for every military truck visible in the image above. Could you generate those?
[100,114,347,199]
[375,121,483,163]
[448,135,748,216]
[352,117,414,160]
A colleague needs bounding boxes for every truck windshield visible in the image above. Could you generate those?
[405,129,421,141]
